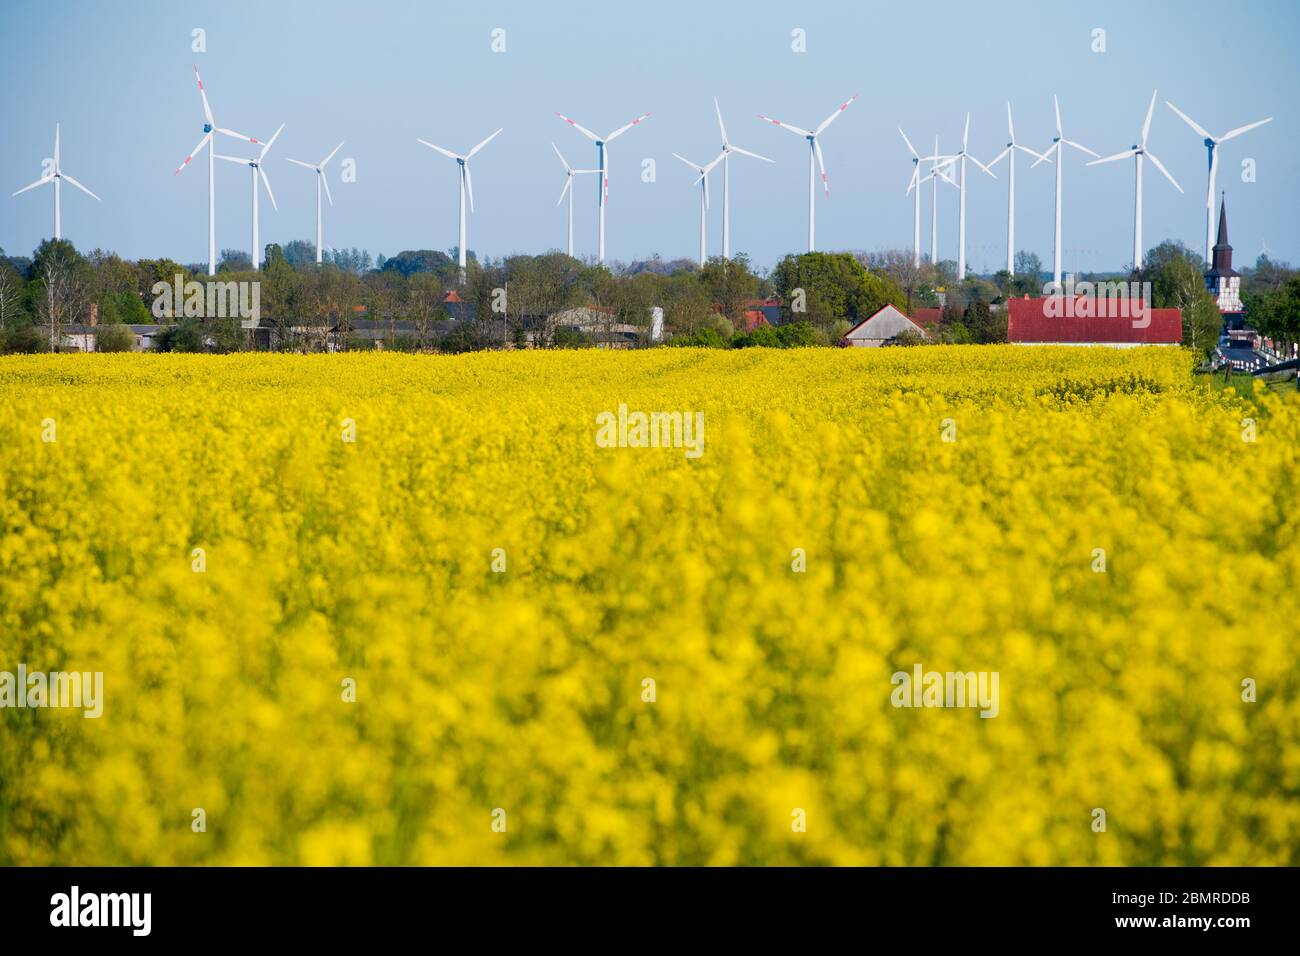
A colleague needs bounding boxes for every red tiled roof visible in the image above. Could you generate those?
[443,290,464,303]
[911,307,942,329]
[739,309,769,332]
[1007,297,1182,344]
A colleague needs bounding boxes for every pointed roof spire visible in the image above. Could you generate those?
[1216,191,1229,248]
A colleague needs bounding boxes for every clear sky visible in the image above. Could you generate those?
[1,0,1295,273]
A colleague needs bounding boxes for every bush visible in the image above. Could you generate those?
[0,323,46,354]
[95,323,135,353]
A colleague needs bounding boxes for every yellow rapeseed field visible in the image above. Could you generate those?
[0,347,1296,865]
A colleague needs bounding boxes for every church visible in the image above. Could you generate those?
[1207,196,1269,371]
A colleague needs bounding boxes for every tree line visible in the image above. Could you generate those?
[1,237,1293,356]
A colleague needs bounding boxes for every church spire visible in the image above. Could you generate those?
[1211,193,1233,275]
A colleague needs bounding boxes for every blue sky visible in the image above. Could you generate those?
[1,0,1295,272]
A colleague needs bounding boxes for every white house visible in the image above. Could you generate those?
[842,304,929,347]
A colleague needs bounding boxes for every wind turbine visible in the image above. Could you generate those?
[986,103,1051,276]
[285,142,344,265]
[899,129,955,267]
[554,111,651,264]
[948,113,996,281]
[1088,91,1183,271]
[928,136,958,265]
[758,93,859,252]
[174,65,263,276]
[552,144,598,258]
[418,128,504,273]
[1165,100,1271,265]
[711,98,773,259]
[215,124,284,270]
[672,152,723,266]
[1032,96,1098,288]
[12,124,99,240]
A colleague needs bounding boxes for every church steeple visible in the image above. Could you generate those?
[1212,195,1233,273]
[1206,193,1241,318]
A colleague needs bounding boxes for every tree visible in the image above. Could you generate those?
[32,240,89,351]
[700,254,759,325]
[1141,246,1221,356]
[964,300,1007,344]
[0,260,23,332]
[771,252,905,334]
[219,249,253,273]
[1012,251,1043,295]
[95,322,134,352]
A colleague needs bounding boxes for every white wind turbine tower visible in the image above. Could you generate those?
[712,98,773,259]
[1032,96,1099,288]
[672,152,723,266]
[12,124,99,240]
[928,135,958,265]
[1087,91,1183,270]
[554,111,651,264]
[899,129,955,267]
[418,128,504,272]
[758,93,859,252]
[215,124,284,270]
[948,113,997,281]
[1165,100,1271,265]
[986,103,1050,276]
[174,65,264,276]
[285,142,344,265]
[552,144,598,258]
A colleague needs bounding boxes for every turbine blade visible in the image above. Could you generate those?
[1166,102,1211,140]
[465,127,503,159]
[988,146,1011,168]
[815,93,858,135]
[54,124,61,169]
[728,144,773,163]
[758,114,812,137]
[701,150,727,174]
[212,154,246,164]
[193,65,214,127]
[1144,150,1183,193]
[12,175,52,196]
[259,166,277,211]
[285,158,316,169]
[557,175,571,207]
[604,112,651,142]
[1063,138,1100,158]
[217,128,261,145]
[1007,101,1015,141]
[814,139,828,195]
[1014,143,1050,163]
[1219,117,1273,142]
[1087,148,1137,165]
[1141,89,1157,146]
[1030,142,1058,168]
[552,142,572,172]
[321,169,334,206]
[899,128,919,158]
[968,153,997,178]
[464,164,475,214]
[174,132,212,175]
[321,142,344,166]
[906,166,919,195]
[554,112,600,141]
[672,152,702,172]
[1054,94,1062,135]
[714,97,728,144]
[258,123,285,161]
[963,112,970,150]
[60,173,100,201]
[418,139,460,161]
[703,173,710,209]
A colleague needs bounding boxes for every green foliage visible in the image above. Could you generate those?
[94,322,135,353]
[771,252,905,332]
[964,300,1007,344]
[0,323,45,354]
[667,326,729,349]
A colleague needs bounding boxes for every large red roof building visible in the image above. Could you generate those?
[1007,296,1182,346]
